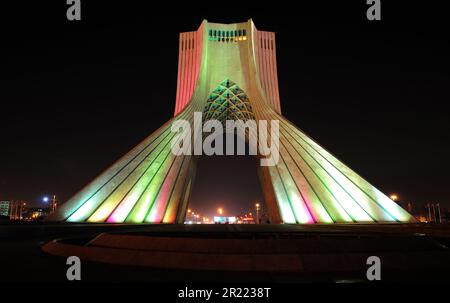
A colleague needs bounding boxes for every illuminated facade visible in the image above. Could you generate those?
[48,20,415,224]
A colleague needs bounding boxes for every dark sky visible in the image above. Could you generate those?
[0,1,449,213]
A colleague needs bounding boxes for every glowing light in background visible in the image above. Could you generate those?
[390,194,399,201]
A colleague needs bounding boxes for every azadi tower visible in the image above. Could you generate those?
[48,20,415,224]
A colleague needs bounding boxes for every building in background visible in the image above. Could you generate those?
[0,200,27,220]
[213,216,236,224]
[184,209,212,224]
[23,208,49,221]
[0,201,10,218]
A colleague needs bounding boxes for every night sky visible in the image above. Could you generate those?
[0,2,449,214]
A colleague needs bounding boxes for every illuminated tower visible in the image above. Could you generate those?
[48,20,415,224]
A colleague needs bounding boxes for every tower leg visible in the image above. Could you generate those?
[175,157,198,224]
[258,165,282,224]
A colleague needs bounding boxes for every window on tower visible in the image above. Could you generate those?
[208,29,247,43]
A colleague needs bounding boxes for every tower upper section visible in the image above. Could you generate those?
[174,20,281,116]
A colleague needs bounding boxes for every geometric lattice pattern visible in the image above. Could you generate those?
[203,79,255,122]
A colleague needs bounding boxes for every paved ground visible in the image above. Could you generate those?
[1,222,450,282]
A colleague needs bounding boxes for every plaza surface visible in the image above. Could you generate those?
[2,222,450,282]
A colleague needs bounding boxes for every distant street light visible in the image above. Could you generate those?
[218,208,223,215]
[42,196,49,203]
[255,202,261,224]
[20,202,26,220]
[51,195,58,213]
